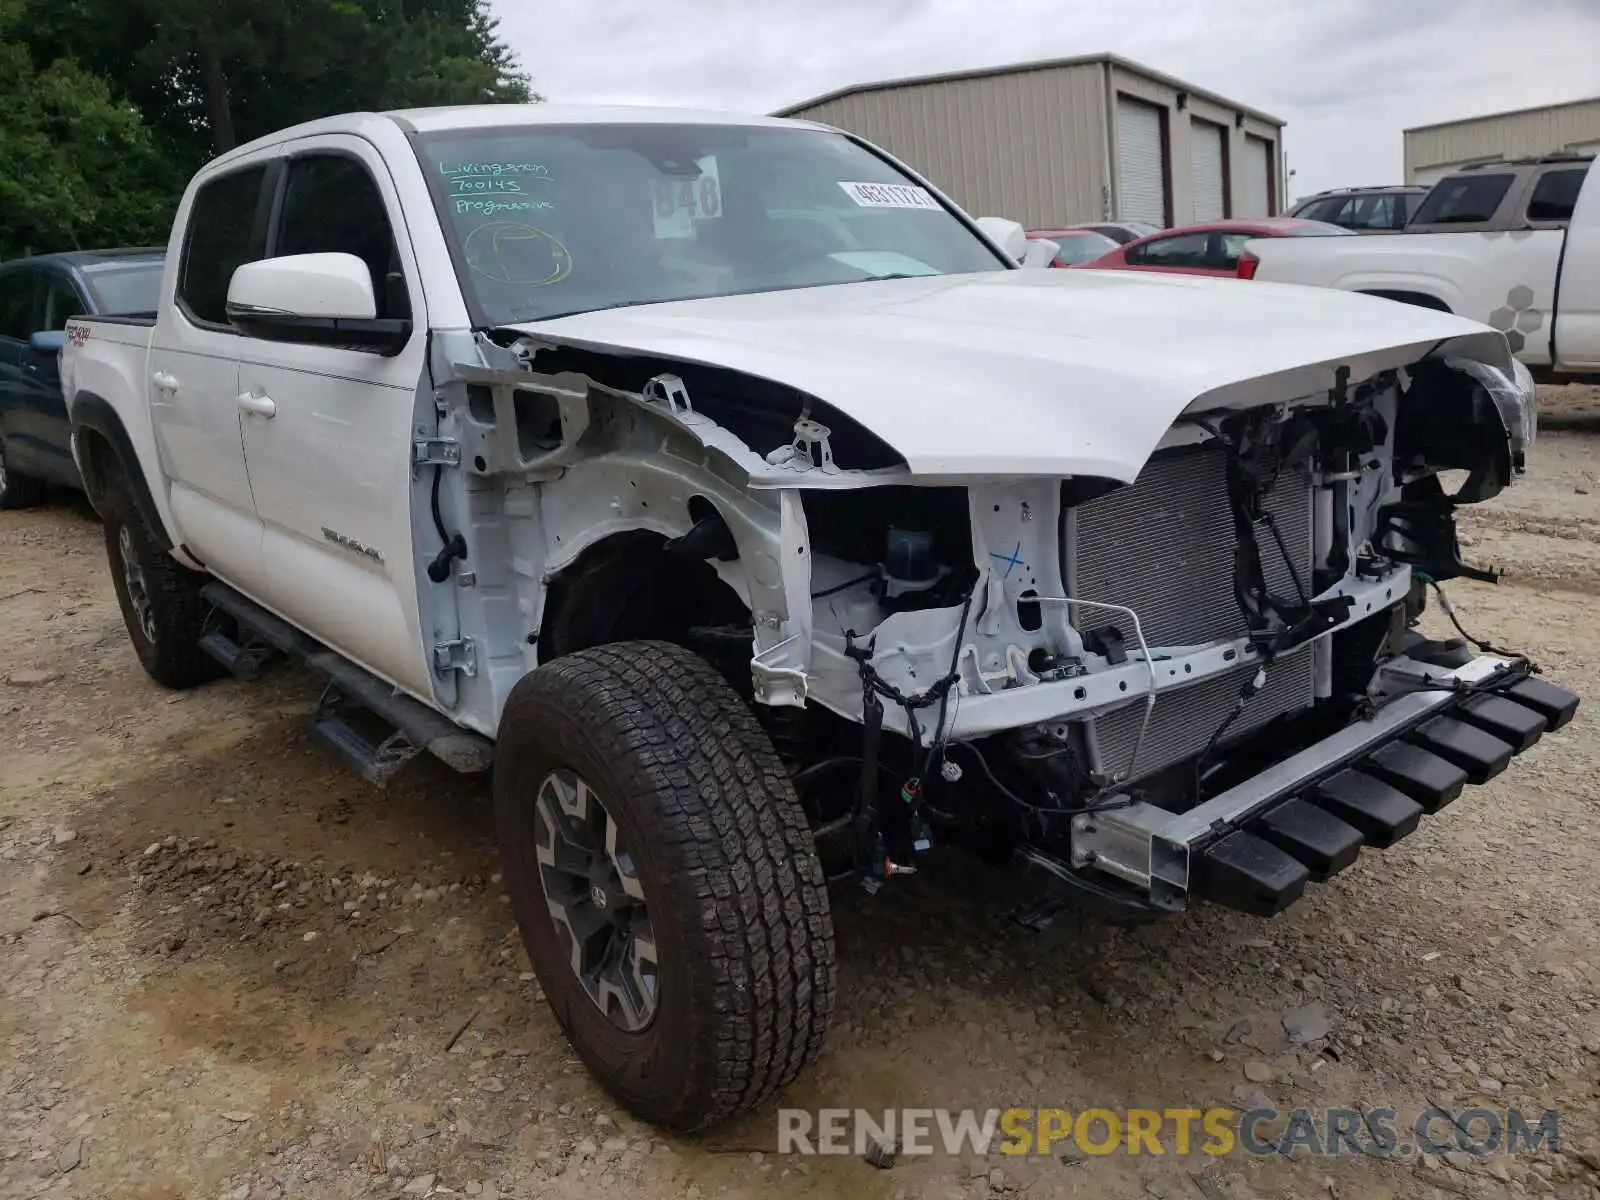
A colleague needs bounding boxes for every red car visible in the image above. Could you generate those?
[1071,217,1350,278]
[1024,227,1121,267]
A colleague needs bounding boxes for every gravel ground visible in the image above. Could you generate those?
[2,388,1599,1200]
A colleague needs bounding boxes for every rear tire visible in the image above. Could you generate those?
[0,442,48,510]
[494,640,835,1131]
[102,479,220,689]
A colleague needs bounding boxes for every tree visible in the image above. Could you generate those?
[20,0,534,160]
[0,2,175,258]
[2,0,535,259]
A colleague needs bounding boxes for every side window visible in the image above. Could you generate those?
[1215,232,1254,268]
[1341,195,1396,230]
[1526,168,1589,224]
[42,277,87,331]
[275,154,411,321]
[179,166,271,327]
[0,270,36,340]
[1409,174,1514,225]
[1127,232,1210,268]
[1298,197,1344,223]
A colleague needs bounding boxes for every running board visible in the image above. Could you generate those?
[200,583,494,780]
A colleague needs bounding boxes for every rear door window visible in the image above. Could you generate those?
[1526,168,1589,223]
[1126,232,1211,268]
[1341,194,1398,230]
[1410,174,1514,225]
[1297,197,1346,223]
[178,166,272,327]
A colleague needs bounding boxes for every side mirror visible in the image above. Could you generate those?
[226,252,409,355]
[28,330,67,355]
[1019,238,1060,269]
[975,216,1029,265]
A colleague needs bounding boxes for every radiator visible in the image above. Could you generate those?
[1066,441,1317,782]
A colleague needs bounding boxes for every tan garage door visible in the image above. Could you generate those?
[1239,135,1273,218]
[1117,97,1168,226]
[1190,119,1227,222]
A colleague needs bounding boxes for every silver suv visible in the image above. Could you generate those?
[1288,185,1429,232]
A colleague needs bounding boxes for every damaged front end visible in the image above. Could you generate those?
[421,324,1573,924]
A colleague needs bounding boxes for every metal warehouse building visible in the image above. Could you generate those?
[1405,96,1600,185]
[774,54,1286,230]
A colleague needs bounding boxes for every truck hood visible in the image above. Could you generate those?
[513,269,1511,481]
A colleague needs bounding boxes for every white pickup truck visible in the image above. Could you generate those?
[59,104,1577,1131]
[1247,155,1599,378]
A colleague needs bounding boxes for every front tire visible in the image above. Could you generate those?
[494,640,835,1131]
[102,480,219,689]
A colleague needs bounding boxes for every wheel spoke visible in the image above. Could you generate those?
[530,768,659,1032]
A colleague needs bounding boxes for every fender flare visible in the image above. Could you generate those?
[70,391,174,552]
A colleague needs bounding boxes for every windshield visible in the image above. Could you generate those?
[82,261,164,314]
[412,123,1008,324]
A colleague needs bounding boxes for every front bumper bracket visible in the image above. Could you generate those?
[1070,654,1578,917]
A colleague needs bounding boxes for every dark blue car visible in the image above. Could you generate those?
[0,248,165,508]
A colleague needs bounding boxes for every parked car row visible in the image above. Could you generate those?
[0,248,165,507]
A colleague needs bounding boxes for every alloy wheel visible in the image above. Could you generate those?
[118,524,158,644]
[532,768,659,1032]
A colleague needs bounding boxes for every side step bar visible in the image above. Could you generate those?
[200,583,494,782]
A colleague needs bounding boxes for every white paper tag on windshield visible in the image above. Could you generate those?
[838,181,939,210]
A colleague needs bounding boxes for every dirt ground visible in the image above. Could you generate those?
[3,388,1599,1200]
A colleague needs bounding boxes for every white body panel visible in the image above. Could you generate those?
[1553,163,1600,369]
[520,269,1508,482]
[229,131,434,696]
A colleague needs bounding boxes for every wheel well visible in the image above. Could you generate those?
[73,425,123,514]
[537,530,751,667]
[1359,289,1452,313]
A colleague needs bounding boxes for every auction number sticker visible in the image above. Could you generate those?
[651,157,723,239]
[838,181,939,210]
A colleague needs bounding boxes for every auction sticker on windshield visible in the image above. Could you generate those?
[651,157,723,239]
[838,181,940,210]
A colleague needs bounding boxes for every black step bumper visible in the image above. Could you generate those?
[1069,657,1578,918]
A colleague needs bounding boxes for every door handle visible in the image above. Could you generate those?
[151,371,179,392]
[237,390,277,418]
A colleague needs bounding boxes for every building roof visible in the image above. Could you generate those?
[773,53,1286,127]
[1405,94,1600,135]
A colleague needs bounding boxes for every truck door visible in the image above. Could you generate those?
[148,163,273,592]
[1552,165,1600,370]
[234,137,432,698]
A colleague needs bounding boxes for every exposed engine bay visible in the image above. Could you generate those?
[423,320,1563,924]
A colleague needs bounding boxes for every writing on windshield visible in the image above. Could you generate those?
[412,123,1005,325]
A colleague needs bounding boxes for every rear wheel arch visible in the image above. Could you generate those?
[70,392,171,547]
[1358,289,1453,313]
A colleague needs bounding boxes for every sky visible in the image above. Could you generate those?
[489,0,1600,202]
